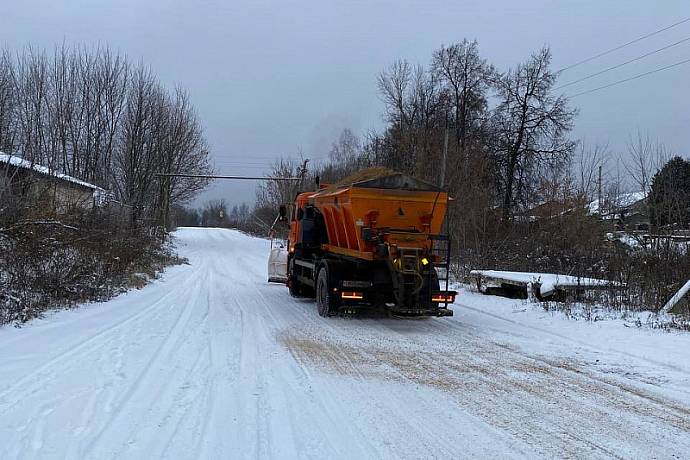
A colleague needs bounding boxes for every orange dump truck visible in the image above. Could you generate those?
[283,168,455,317]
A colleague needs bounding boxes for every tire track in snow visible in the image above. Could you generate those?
[0,260,207,417]
[207,233,384,459]
[219,252,315,459]
[266,276,536,458]
[437,315,690,422]
[387,318,690,459]
[276,316,529,459]
[251,297,348,459]
[280,315,690,459]
[2,262,212,460]
[80,260,210,459]
[197,258,249,459]
[457,301,690,379]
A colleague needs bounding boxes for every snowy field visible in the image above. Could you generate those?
[1,227,689,459]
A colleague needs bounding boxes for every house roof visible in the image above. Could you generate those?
[587,191,647,215]
[0,152,104,191]
[524,199,575,218]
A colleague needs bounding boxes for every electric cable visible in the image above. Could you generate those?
[558,16,690,72]
[568,57,690,98]
[555,36,690,90]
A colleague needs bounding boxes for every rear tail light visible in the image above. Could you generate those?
[431,291,456,303]
[341,291,364,300]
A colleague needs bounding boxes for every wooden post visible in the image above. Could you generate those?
[440,127,448,187]
[662,279,690,314]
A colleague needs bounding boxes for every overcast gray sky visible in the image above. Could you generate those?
[3,0,689,207]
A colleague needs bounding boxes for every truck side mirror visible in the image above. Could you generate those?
[279,204,287,222]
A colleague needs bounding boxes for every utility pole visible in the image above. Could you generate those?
[290,159,310,220]
[300,159,309,186]
[158,174,167,240]
[598,165,602,215]
[440,127,448,187]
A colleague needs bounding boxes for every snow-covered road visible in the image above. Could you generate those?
[1,227,689,459]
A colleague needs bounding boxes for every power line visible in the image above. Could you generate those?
[558,16,690,73]
[555,36,690,90]
[213,159,302,165]
[211,156,328,165]
[156,173,302,181]
[213,160,283,165]
[213,165,274,170]
[568,57,690,98]
[213,156,328,168]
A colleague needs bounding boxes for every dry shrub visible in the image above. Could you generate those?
[456,207,690,316]
[0,201,183,325]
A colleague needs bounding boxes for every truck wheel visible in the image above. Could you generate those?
[288,257,303,297]
[316,267,334,317]
[289,280,303,297]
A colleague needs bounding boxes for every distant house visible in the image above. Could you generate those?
[0,152,107,213]
[522,199,577,221]
[520,192,651,232]
[587,192,649,231]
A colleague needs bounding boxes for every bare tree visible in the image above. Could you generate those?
[160,86,212,207]
[79,46,129,187]
[14,47,51,166]
[490,47,578,218]
[255,157,306,216]
[114,65,159,222]
[575,141,610,204]
[564,140,617,219]
[115,69,211,226]
[328,128,360,166]
[201,198,228,227]
[377,60,413,131]
[0,48,17,153]
[625,131,669,195]
[432,40,495,150]
[377,61,445,178]
[360,129,385,166]
[319,128,364,182]
[49,44,78,176]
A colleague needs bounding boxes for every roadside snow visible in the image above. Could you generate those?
[1,228,689,460]
[455,286,690,402]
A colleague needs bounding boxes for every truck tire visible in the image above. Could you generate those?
[316,266,337,317]
[288,257,304,297]
[289,280,303,297]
